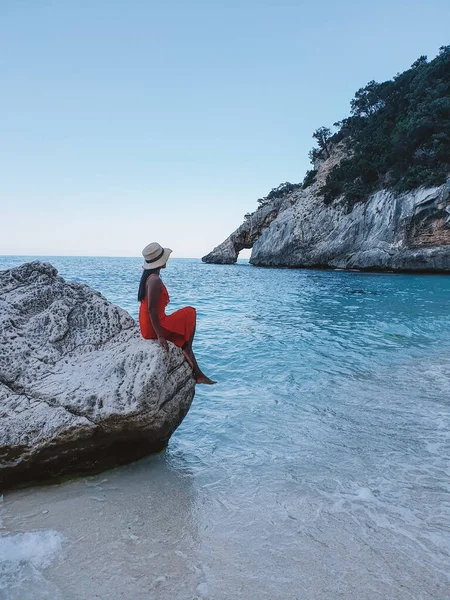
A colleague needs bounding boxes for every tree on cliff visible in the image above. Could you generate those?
[312,46,450,207]
[350,80,388,117]
[312,127,332,158]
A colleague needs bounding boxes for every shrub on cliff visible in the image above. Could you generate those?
[256,182,302,207]
[313,45,450,207]
[302,169,318,189]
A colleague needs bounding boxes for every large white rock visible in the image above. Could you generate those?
[0,262,196,490]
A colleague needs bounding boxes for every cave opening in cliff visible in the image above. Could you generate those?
[237,248,252,261]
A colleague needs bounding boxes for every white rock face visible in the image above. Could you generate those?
[0,262,196,489]
[202,197,293,264]
[251,178,450,271]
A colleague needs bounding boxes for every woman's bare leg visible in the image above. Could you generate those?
[182,318,216,385]
[183,345,216,384]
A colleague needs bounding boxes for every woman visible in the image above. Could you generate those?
[138,242,216,385]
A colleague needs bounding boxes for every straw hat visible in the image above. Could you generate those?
[142,242,172,270]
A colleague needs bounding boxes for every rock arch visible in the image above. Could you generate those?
[202,203,281,264]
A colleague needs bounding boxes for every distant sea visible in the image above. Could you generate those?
[1,255,450,600]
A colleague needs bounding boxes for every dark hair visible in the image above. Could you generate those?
[138,268,160,302]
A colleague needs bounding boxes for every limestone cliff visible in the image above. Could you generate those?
[202,151,450,272]
[202,196,293,264]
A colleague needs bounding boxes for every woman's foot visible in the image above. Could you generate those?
[196,374,217,385]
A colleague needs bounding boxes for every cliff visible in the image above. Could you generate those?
[202,47,450,271]
[202,195,293,264]
[0,262,196,490]
[202,164,450,271]
[251,177,450,271]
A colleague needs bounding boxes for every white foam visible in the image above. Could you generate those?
[355,487,376,502]
[0,530,64,599]
[0,530,63,570]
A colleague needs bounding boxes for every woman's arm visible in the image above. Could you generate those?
[146,276,169,352]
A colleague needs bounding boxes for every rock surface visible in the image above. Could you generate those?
[251,178,450,271]
[0,262,196,490]
[202,151,450,271]
[202,197,292,264]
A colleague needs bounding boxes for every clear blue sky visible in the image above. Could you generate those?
[1,1,449,257]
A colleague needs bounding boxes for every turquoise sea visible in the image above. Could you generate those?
[1,256,449,600]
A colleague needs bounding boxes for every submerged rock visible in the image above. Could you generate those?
[0,262,196,490]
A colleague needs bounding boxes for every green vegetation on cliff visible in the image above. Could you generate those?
[255,182,303,208]
[312,46,450,207]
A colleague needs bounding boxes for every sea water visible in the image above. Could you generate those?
[0,256,449,600]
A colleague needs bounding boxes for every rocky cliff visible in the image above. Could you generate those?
[202,196,292,264]
[0,262,196,490]
[202,154,450,272]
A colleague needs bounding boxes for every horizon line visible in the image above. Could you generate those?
[0,254,251,260]
[0,254,201,259]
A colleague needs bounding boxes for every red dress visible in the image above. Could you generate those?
[139,276,196,348]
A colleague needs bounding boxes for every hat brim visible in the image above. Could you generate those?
[142,248,172,270]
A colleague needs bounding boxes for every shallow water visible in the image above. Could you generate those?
[1,256,450,599]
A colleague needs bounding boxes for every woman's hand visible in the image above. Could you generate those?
[158,335,169,353]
